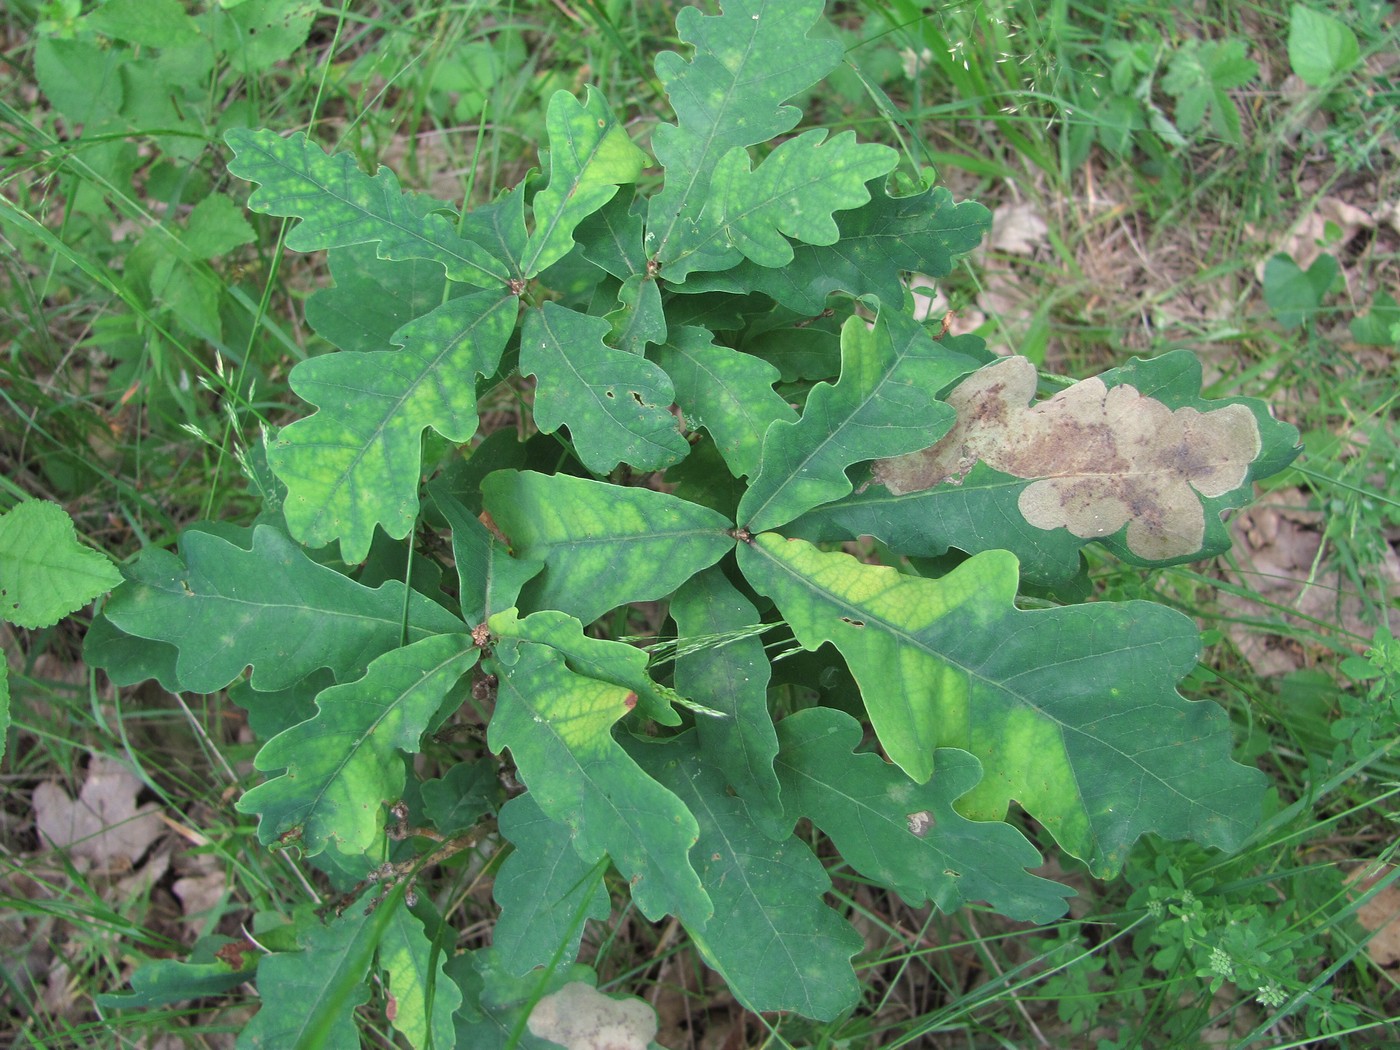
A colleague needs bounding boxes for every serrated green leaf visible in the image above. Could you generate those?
[214,0,316,73]
[844,352,1300,578]
[238,634,478,855]
[648,0,843,280]
[0,500,121,630]
[83,0,202,48]
[630,732,862,1020]
[485,639,711,925]
[652,325,797,479]
[481,470,734,625]
[493,793,610,975]
[238,889,389,1050]
[683,129,896,270]
[183,195,257,259]
[522,88,648,278]
[520,302,688,473]
[102,525,464,693]
[678,179,991,313]
[1162,39,1256,142]
[226,128,507,288]
[670,567,782,827]
[775,708,1072,922]
[33,37,124,125]
[490,608,681,726]
[738,310,976,533]
[306,244,448,355]
[429,485,543,625]
[738,535,1265,876]
[271,289,516,561]
[1288,4,1360,86]
[380,902,461,1050]
[420,759,504,835]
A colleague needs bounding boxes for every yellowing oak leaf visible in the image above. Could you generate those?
[873,355,1262,560]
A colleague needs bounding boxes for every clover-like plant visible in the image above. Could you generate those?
[92,1,1299,1041]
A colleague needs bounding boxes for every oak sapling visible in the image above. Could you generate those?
[92,0,1300,1039]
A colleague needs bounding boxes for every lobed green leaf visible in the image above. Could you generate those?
[101,525,465,693]
[482,471,734,625]
[486,637,711,926]
[738,535,1265,876]
[272,289,517,562]
[238,634,478,856]
[225,128,507,287]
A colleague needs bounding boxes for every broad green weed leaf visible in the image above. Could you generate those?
[648,0,843,280]
[102,525,464,693]
[485,637,711,925]
[33,37,123,125]
[482,471,734,625]
[429,486,543,626]
[670,567,782,827]
[226,129,507,288]
[520,303,688,473]
[739,310,977,533]
[183,195,257,259]
[305,245,447,354]
[679,179,991,313]
[522,87,648,277]
[630,732,863,1019]
[214,0,316,73]
[1288,4,1361,85]
[846,352,1298,578]
[491,608,681,725]
[238,890,390,1049]
[1264,251,1338,329]
[83,0,201,50]
[379,902,462,1050]
[775,708,1072,922]
[272,289,516,561]
[652,325,797,479]
[691,129,897,269]
[0,500,121,629]
[492,793,610,975]
[238,634,478,856]
[738,535,1265,876]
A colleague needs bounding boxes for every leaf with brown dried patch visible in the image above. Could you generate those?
[791,351,1300,583]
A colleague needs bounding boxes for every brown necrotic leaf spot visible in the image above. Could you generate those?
[873,356,1261,560]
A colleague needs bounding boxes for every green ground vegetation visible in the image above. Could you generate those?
[1,1,1397,1047]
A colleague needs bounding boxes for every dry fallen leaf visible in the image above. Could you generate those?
[873,356,1261,560]
[527,981,659,1050]
[1348,865,1400,968]
[988,202,1048,256]
[32,755,162,869]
